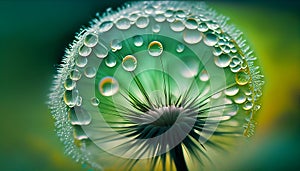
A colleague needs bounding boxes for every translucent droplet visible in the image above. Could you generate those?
[91,97,100,106]
[99,77,119,96]
[183,29,202,44]
[185,18,198,29]
[64,78,76,90]
[214,54,231,68]
[136,16,149,28]
[105,56,117,67]
[111,39,122,51]
[206,20,219,30]
[122,55,137,72]
[165,9,173,18]
[224,86,239,96]
[84,33,98,47]
[155,14,166,22]
[199,70,209,81]
[133,35,143,47]
[70,69,81,81]
[230,65,242,73]
[175,10,186,18]
[176,43,184,53]
[198,22,208,32]
[76,96,82,106]
[116,18,131,30]
[94,43,108,58]
[170,20,185,32]
[148,41,163,57]
[129,12,139,22]
[213,46,222,56]
[99,21,113,32]
[78,44,92,57]
[76,56,88,68]
[203,33,219,46]
[233,93,246,104]
[243,101,253,110]
[64,90,79,107]
[152,24,160,33]
[84,67,97,78]
[73,126,88,140]
[236,71,250,86]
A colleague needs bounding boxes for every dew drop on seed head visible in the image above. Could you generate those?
[116,18,131,30]
[111,39,122,51]
[199,70,209,81]
[64,78,76,90]
[105,56,117,68]
[99,21,113,32]
[136,16,150,28]
[94,43,108,58]
[133,35,143,47]
[84,66,97,78]
[176,43,184,53]
[185,18,198,29]
[78,44,92,57]
[122,55,137,72]
[214,54,231,68]
[91,97,100,106]
[84,33,98,47]
[236,71,250,86]
[170,20,185,32]
[148,41,163,57]
[183,29,202,44]
[224,86,239,96]
[70,69,81,81]
[76,56,88,67]
[99,76,119,96]
[203,33,219,46]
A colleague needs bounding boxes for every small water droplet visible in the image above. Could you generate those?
[155,14,166,22]
[152,24,160,33]
[224,86,239,96]
[129,12,139,22]
[111,39,122,51]
[73,126,88,140]
[170,20,185,32]
[99,76,119,96]
[176,43,185,53]
[84,67,97,78]
[136,16,149,28]
[84,33,98,47]
[133,35,143,47]
[116,18,131,30]
[213,46,222,56]
[76,96,82,106]
[203,33,219,46]
[183,29,202,44]
[99,21,113,32]
[198,22,208,32]
[199,70,209,81]
[235,71,250,86]
[122,55,137,72]
[78,44,92,57]
[70,69,81,81]
[175,10,186,18]
[243,101,253,110]
[64,90,79,107]
[76,56,88,67]
[206,20,219,30]
[185,18,198,29]
[91,97,100,106]
[165,9,173,18]
[233,93,246,104]
[214,54,231,68]
[94,43,108,58]
[148,41,163,57]
[64,78,76,90]
[105,56,117,67]
[230,65,242,73]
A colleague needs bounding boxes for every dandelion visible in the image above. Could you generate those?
[49,1,264,171]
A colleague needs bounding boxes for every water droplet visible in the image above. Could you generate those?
[165,9,173,17]
[84,67,97,78]
[233,93,246,104]
[133,35,143,47]
[235,71,250,86]
[136,16,149,28]
[203,33,219,46]
[99,77,119,96]
[212,46,222,56]
[99,21,113,32]
[254,104,261,111]
[94,43,108,58]
[64,90,79,107]
[76,56,88,67]
[185,18,198,29]
[214,54,231,68]
[91,97,100,106]
[243,101,253,110]
[78,44,92,57]
[122,55,137,72]
[105,56,117,67]
[76,96,82,106]
[230,65,242,73]
[111,39,122,51]
[148,41,163,57]
[199,70,209,81]
[129,12,139,22]
[64,78,76,90]
[170,20,185,32]
[70,69,81,81]
[176,43,185,53]
[183,29,202,44]
[152,24,160,33]
[116,18,131,30]
[73,126,88,140]
[175,10,186,18]
[224,86,239,96]
[206,20,219,30]
[220,45,231,54]
[198,22,208,32]
[145,5,154,14]
[84,33,98,47]
[155,14,166,22]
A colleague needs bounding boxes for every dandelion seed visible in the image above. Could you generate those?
[48,1,264,171]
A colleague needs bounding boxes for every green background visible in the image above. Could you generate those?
[0,0,299,170]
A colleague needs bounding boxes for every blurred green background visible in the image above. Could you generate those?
[0,0,299,170]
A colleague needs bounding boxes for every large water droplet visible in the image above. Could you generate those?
[76,56,88,68]
[94,43,108,58]
[136,16,149,28]
[185,18,198,29]
[64,78,76,90]
[122,55,137,72]
[91,97,100,106]
[64,90,79,107]
[111,39,122,51]
[148,41,163,57]
[183,29,202,44]
[84,33,98,47]
[84,67,97,78]
[176,43,185,53]
[199,70,209,81]
[236,71,250,86]
[99,21,113,32]
[203,33,219,46]
[116,18,131,30]
[224,86,239,96]
[78,44,92,57]
[170,20,185,32]
[70,69,81,81]
[214,54,231,68]
[99,77,119,96]
[133,35,143,47]
[105,56,117,67]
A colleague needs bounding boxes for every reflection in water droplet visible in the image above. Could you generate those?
[91,97,100,106]
[198,23,208,32]
[84,33,98,47]
[185,18,198,29]
[224,86,239,96]
[133,35,143,47]
[99,21,113,32]
[170,20,185,32]
[203,33,219,46]
[64,78,76,90]
[94,43,108,58]
[105,56,117,67]
[76,56,88,67]
[99,76,119,96]
[84,67,97,78]
[148,41,163,57]
[176,43,184,53]
[214,54,231,68]
[78,44,92,57]
[111,39,122,51]
[70,69,81,81]
[183,29,202,44]
[122,55,137,72]
[136,16,150,28]
[243,101,253,110]
[116,18,131,30]
[199,70,209,81]
[236,71,250,86]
